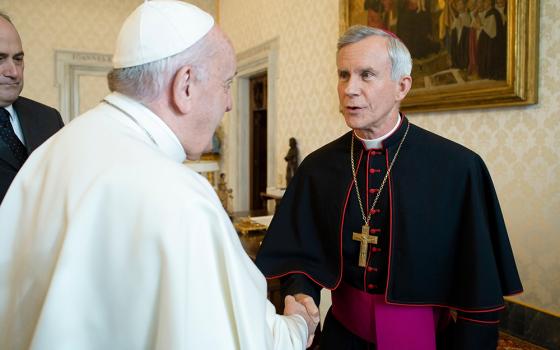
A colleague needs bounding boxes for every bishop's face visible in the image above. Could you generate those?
[337,35,408,139]
[0,18,24,107]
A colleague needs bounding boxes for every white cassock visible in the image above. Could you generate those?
[0,92,307,350]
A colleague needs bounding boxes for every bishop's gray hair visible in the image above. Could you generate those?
[107,31,218,104]
[338,25,412,81]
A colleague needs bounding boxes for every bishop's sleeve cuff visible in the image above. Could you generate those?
[280,274,322,306]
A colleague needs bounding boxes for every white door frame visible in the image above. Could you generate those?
[228,38,279,212]
[55,50,112,123]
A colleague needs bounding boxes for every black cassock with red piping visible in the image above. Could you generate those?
[256,116,522,350]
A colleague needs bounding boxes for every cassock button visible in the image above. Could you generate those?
[367,266,374,272]
[371,247,381,253]
[370,228,381,234]
[369,188,379,194]
[369,168,381,174]
[367,283,376,290]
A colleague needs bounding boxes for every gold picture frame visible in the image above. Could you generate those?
[339,0,539,113]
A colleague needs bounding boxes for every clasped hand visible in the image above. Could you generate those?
[283,293,320,348]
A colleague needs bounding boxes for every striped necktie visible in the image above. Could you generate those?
[0,108,28,163]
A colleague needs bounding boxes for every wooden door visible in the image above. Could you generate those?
[249,73,267,211]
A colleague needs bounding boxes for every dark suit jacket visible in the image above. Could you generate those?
[0,96,64,203]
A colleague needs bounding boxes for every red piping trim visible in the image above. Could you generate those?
[267,124,523,312]
[264,270,332,289]
[335,146,366,290]
[265,143,371,291]
[382,300,507,313]
[362,253,372,291]
[384,148,394,302]
[456,316,500,325]
[366,150,371,215]
[381,117,513,312]
[362,149,374,290]
[262,270,517,312]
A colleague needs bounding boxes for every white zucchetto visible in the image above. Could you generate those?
[112,0,215,69]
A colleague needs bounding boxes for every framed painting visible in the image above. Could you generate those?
[339,0,539,113]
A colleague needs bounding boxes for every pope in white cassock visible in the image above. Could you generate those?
[0,1,319,349]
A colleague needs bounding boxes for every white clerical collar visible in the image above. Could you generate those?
[104,92,186,163]
[355,114,402,150]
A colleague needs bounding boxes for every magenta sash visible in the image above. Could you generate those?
[331,282,438,349]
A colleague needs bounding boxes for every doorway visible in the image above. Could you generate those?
[249,73,267,211]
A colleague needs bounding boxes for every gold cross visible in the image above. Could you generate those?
[352,224,378,267]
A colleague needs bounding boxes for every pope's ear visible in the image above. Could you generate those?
[172,65,193,114]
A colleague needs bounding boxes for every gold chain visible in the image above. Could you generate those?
[350,122,410,225]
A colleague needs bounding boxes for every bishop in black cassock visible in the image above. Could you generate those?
[256,25,522,350]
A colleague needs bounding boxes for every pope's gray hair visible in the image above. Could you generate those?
[338,25,412,81]
[107,32,217,103]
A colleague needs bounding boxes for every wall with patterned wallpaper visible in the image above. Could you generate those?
[220,0,559,315]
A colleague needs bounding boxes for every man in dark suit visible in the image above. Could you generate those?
[0,12,63,202]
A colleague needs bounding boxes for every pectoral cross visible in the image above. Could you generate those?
[352,225,378,267]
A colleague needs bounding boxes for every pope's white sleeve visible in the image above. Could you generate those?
[265,300,308,350]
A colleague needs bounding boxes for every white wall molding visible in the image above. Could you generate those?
[227,38,279,212]
[55,50,112,123]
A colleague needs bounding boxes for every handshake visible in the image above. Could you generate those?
[284,293,321,348]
